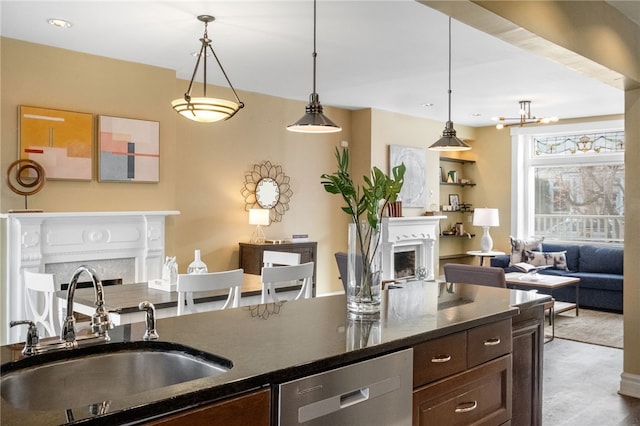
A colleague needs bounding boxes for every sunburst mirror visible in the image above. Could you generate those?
[241,161,293,223]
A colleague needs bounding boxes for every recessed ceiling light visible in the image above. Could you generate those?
[47,18,72,29]
[472,113,481,117]
[421,103,434,107]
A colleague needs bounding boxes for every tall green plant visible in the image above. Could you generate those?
[321,148,406,301]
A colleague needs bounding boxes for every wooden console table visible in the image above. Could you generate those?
[238,241,317,293]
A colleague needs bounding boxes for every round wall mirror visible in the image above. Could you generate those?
[256,178,280,208]
[241,160,293,223]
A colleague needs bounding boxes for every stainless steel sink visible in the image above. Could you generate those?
[1,341,232,411]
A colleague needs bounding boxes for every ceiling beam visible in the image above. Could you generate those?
[418,0,639,90]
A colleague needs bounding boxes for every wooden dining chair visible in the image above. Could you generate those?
[261,262,314,304]
[176,269,243,316]
[23,271,60,337]
[261,251,301,303]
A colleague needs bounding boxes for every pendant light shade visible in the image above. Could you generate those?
[171,15,244,123]
[287,0,341,133]
[429,17,470,151]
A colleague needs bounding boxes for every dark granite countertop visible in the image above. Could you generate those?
[1,281,549,425]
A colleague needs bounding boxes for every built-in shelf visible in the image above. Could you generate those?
[440,157,476,165]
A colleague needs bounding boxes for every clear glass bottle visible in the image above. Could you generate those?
[187,249,208,274]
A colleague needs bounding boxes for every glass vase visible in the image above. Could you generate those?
[346,222,382,316]
[187,249,208,274]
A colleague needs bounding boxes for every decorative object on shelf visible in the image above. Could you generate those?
[287,0,341,133]
[321,148,405,316]
[447,170,457,183]
[448,194,459,211]
[454,222,465,236]
[171,15,244,123]
[6,159,46,212]
[473,208,500,252]
[162,256,178,285]
[386,201,403,217]
[98,115,160,182]
[19,105,93,180]
[428,17,471,152]
[249,208,270,243]
[459,202,472,212]
[493,100,558,129]
[241,160,293,223]
[389,145,426,207]
[187,250,208,274]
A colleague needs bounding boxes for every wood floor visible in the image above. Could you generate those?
[543,338,640,425]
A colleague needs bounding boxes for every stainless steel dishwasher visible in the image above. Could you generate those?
[278,348,413,425]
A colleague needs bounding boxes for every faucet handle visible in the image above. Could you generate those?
[10,320,39,356]
[90,305,113,338]
[138,301,159,340]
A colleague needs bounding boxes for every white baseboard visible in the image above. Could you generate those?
[619,372,640,398]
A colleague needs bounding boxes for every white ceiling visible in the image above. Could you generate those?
[0,1,634,127]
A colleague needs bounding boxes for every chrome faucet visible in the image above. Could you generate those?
[138,301,159,340]
[61,265,113,345]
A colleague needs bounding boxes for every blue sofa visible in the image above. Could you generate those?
[491,242,623,313]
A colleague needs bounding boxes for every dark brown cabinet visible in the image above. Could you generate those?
[238,241,317,290]
[412,319,513,426]
[145,388,270,426]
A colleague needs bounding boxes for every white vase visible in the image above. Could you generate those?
[187,249,208,274]
[346,222,382,316]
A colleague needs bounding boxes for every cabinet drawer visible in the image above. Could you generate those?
[468,319,512,368]
[413,332,466,387]
[413,355,512,426]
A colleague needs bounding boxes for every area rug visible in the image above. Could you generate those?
[549,308,623,349]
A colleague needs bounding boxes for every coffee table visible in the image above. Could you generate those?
[505,272,580,316]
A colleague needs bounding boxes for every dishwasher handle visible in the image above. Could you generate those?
[298,375,400,423]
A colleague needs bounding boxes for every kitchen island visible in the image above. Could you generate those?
[1,281,550,425]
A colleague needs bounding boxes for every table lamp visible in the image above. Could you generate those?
[249,208,270,243]
[473,208,499,252]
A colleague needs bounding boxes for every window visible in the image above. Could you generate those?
[511,120,624,244]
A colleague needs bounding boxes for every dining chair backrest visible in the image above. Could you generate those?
[23,270,59,337]
[261,262,314,303]
[262,250,301,267]
[176,269,243,316]
[443,263,507,288]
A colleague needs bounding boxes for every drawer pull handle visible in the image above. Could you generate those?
[455,400,478,413]
[431,354,452,363]
[484,337,501,346]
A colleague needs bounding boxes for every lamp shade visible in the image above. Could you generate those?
[249,208,271,226]
[171,97,242,123]
[473,208,499,227]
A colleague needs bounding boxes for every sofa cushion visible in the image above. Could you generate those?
[524,250,568,270]
[579,245,623,274]
[569,272,624,292]
[509,236,544,266]
[541,243,580,272]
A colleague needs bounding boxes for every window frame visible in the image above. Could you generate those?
[510,119,624,242]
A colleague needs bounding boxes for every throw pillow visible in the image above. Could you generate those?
[524,250,569,270]
[509,236,544,266]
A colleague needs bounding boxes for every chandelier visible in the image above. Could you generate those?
[493,100,558,129]
[171,15,244,123]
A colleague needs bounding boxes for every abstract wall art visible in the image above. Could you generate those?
[98,115,160,183]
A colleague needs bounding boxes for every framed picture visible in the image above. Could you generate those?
[98,115,160,182]
[389,144,426,208]
[19,105,93,180]
[449,194,460,210]
[440,166,445,183]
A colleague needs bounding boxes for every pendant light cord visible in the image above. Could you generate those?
[447,16,452,123]
[312,0,317,96]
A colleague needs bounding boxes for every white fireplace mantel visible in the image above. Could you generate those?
[381,216,446,281]
[1,210,179,345]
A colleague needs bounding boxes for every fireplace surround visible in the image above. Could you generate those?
[1,210,178,344]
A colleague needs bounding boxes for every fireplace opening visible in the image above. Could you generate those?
[394,250,416,279]
[60,278,123,291]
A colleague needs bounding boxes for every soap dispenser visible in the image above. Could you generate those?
[187,250,208,274]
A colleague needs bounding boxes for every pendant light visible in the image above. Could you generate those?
[429,17,470,151]
[171,15,244,123]
[287,0,341,133]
